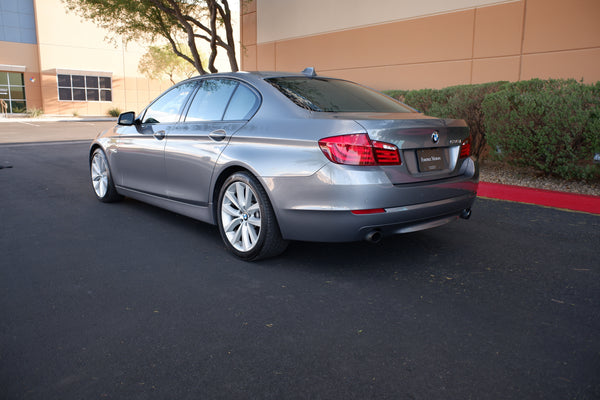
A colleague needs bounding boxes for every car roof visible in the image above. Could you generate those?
[182,69,336,82]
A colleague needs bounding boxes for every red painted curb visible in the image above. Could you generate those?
[478,182,600,215]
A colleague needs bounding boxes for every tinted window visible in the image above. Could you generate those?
[57,74,112,102]
[267,77,413,113]
[57,74,71,87]
[142,82,196,124]
[86,88,99,101]
[86,76,99,88]
[185,79,238,122]
[58,87,72,101]
[224,84,260,121]
[72,75,85,88]
[101,90,112,102]
[99,77,112,89]
[73,88,86,101]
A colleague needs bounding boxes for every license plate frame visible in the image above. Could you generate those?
[417,148,445,172]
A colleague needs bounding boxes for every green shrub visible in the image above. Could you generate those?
[383,90,409,103]
[386,82,507,160]
[107,107,122,117]
[27,108,44,118]
[482,79,600,181]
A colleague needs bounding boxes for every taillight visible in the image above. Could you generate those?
[372,141,401,165]
[459,138,471,158]
[351,208,386,215]
[319,134,401,166]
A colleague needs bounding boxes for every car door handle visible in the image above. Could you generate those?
[153,130,166,140]
[209,129,227,142]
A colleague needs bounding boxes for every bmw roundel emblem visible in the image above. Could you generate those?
[431,131,439,143]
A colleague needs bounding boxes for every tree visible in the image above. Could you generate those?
[63,0,238,75]
[138,44,198,84]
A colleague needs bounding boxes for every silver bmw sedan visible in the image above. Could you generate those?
[90,69,478,260]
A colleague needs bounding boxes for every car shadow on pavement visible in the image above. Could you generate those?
[111,196,472,276]
[262,227,464,275]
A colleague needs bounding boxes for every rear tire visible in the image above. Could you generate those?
[90,148,123,203]
[217,172,288,261]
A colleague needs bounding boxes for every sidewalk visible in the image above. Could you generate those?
[0,115,115,123]
[0,117,116,144]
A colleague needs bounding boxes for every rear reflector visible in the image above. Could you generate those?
[319,134,401,166]
[460,138,471,158]
[351,208,386,215]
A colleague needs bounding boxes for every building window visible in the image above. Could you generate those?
[0,0,37,45]
[57,74,112,102]
[0,72,27,113]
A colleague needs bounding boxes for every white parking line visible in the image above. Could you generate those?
[0,140,91,147]
[17,121,41,127]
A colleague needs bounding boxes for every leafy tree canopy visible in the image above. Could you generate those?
[138,44,199,84]
[63,0,238,75]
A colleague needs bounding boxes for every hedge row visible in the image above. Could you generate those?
[385,79,600,182]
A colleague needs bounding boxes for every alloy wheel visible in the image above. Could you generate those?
[91,151,109,198]
[221,181,262,252]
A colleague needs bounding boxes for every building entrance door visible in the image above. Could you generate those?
[0,72,26,114]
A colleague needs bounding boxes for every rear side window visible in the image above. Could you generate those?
[223,84,260,120]
[267,77,413,113]
[186,79,238,121]
[185,78,260,122]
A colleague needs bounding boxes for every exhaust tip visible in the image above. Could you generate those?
[460,208,472,220]
[365,230,382,243]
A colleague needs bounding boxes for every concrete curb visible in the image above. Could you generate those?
[478,182,600,215]
[0,116,116,123]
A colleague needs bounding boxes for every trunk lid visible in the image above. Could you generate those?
[322,112,471,184]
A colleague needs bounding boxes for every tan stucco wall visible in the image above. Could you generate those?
[241,0,600,90]
[0,0,174,115]
[0,41,43,110]
[256,0,521,43]
[32,0,174,115]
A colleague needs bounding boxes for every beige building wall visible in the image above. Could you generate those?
[0,41,43,110]
[0,0,240,116]
[32,0,172,116]
[241,0,600,90]
[0,0,174,116]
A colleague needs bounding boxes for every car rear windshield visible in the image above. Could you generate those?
[266,77,413,113]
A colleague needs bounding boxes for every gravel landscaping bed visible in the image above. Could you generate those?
[479,161,600,197]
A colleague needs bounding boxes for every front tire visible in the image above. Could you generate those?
[217,172,288,261]
[90,148,122,203]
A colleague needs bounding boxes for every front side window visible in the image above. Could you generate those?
[267,77,413,113]
[57,73,112,102]
[142,82,196,124]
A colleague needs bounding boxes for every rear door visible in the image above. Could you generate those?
[164,78,261,206]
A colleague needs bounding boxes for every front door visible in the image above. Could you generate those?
[117,82,197,197]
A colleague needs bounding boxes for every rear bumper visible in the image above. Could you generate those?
[277,193,476,242]
[264,159,478,242]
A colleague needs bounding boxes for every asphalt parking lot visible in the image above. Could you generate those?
[0,128,599,399]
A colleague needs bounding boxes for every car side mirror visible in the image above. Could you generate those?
[118,111,137,126]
